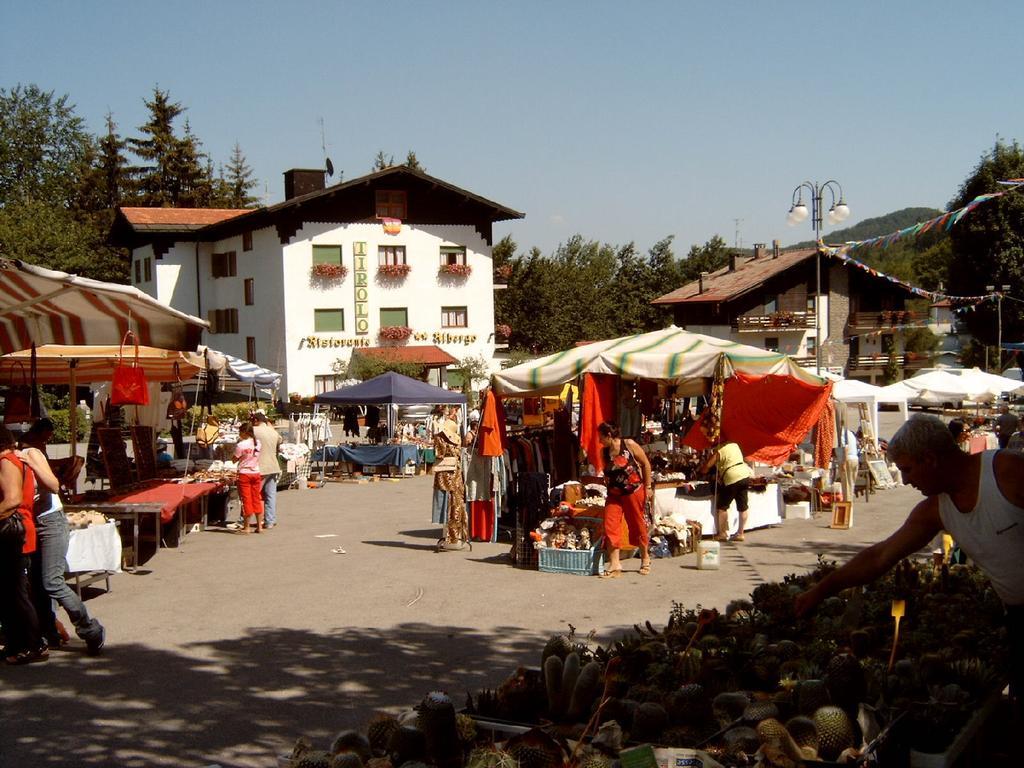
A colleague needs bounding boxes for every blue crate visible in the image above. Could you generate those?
[537,545,605,576]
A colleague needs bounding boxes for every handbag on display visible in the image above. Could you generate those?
[3,361,33,425]
[195,416,221,448]
[111,331,150,406]
[166,364,188,421]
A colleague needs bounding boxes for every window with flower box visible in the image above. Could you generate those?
[313,244,343,265]
[376,190,407,219]
[441,306,467,328]
[440,246,467,266]
[378,245,406,266]
[314,309,345,332]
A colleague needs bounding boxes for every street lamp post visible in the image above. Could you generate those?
[985,284,1011,372]
[786,181,850,375]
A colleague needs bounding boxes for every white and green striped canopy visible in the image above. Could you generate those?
[492,326,824,397]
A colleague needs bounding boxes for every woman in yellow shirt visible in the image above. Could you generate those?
[700,442,753,542]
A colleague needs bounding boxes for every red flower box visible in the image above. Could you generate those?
[378,263,411,278]
[439,263,472,277]
[311,263,348,279]
[378,326,412,341]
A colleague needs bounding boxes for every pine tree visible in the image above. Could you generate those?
[128,87,186,206]
[168,119,212,207]
[223,142,258,207]
[372,150,394,170]
[404,150,424,172]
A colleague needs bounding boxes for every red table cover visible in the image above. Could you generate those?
[109,482,222,523]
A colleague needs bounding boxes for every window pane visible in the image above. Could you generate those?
[144,258,152,282]
[244,278,255,306]
[313,244,342,265]
[246,336,256,363]
[378,246,406,265]
[440,246,466,266]
[441,306,467,328]
[314,309,344,332]
[380,307,408,327]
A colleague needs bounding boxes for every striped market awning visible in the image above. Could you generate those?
[0,258,207,355]
[491,326,824,397]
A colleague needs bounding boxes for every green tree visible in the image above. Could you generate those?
[0,84,91,207]
[646,235,680,329]
[345,352,424,380]
[128,87,211,206]
[612,241,651,333]
[222,142,259,207]
[404,151,425,172]
[451,354,491,401]
[679,235,731,283]
[372,150,394,171]
[947,139,1024,351]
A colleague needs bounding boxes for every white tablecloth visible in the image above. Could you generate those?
[653,483,783,537]
[66,521,122,573]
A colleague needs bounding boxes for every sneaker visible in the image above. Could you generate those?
[85,625,105,656]
[6,644,49,665]
[263,523,276,530]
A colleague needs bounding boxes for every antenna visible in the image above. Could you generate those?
[733,218,743,249]
[319,116,335,178]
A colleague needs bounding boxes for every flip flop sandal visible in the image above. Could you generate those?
[639,564,651,576]
[732,534,746,542]
[331,546,347,554]
[598,569,623,579]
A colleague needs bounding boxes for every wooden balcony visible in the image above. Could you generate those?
[734,311,815,332]
[849,310,928,329]
[847,354,933,371]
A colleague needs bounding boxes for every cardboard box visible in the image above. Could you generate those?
[784,501,811,519]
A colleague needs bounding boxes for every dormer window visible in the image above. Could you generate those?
[376,190,407,219]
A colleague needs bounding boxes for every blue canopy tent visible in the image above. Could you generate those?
[314,371,466,441]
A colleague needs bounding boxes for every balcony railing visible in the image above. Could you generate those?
[847,354,933,371]
[734,310,815,332]
[850,310,927,329]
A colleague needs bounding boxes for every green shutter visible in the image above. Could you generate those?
[313,245,342,265]
[314,308,344,332]
[379,308,408,327]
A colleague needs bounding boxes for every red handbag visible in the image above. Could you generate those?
[111,331,150,406]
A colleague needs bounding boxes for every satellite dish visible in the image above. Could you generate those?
[325,157,335,178]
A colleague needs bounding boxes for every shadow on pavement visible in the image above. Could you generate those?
[0,622,549,768]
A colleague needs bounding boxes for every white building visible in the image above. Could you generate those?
[112,166,523,397]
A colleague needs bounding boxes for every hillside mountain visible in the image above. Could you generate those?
[787,206,944,248]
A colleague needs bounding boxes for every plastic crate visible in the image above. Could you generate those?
[537,546,605,576]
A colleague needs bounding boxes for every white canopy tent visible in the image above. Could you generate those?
[832,378,910,444]
[901,369,993,406]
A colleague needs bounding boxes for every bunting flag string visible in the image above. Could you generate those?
[843,180,1024,252]
[826,248,999,310]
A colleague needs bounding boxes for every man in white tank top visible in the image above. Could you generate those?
[795,413,1024,704]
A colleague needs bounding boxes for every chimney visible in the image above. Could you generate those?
[699,271,710,294]
[772,239,780,259]
[753,243,767,259]
[728,252,738,271]
[283,168,326,200]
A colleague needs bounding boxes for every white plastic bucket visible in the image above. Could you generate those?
[698,540,720,570]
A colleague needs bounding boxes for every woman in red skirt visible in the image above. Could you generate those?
[597,422,653,578]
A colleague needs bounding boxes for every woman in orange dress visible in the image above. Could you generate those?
[597,422,653,578]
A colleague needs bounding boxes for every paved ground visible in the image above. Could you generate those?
[0,415,925,767]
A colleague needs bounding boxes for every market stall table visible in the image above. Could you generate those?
[328,443,422,475]
[107,481,226,542]
[66,521,122,595]
[652,482,783,538]
[65,502,166,569]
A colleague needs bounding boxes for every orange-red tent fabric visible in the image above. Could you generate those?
[477,390,505,457]
[685,373,833,465]
[579,372,618,473]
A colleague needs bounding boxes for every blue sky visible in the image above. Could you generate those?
[4,1,1022,257]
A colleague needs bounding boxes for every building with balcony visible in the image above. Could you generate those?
[652,242,925,382]
[111,165,523,396]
